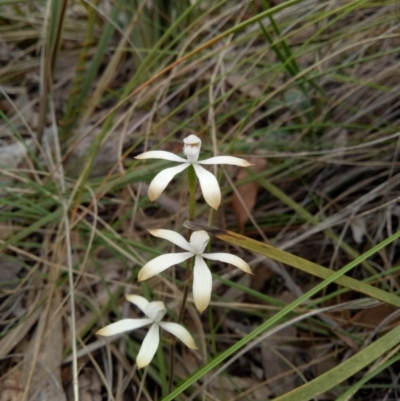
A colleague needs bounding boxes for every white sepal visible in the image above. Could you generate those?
[125,295,149,314]
[160,322,198,349]
[199,155,252,167]
[192,163,221,210]
[138,252,193,281]
[193,255,212,313]
[148,163,190,201]
[202,252,252,274]
[96,318,152,337]
[148,229,191,251]
[136,323,160,369]
[135,150,187,163]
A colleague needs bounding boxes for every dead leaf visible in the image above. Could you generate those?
[0,307,42,357]
[0,257,23,287]
[222,273,251,302]
[0,369,22,401]
[351,304,400,329]
[208,375,270,400]
[0,223,17,240]
[232,157,267,233]
[306,345,343,399]
[261,291,298,397]
[250,263,273,294]
[61,125,121,177]
[77,368,102,401]
[63,367,102,401]
[261,325,299,397]
[174,349,200,378]
[226,74,262,98]
[12,88,37,129]
[287,25,317,46]
[0,141,28,170]
[21,290,66,401]
[40,123,129,178]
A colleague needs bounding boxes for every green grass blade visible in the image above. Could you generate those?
[335,352,400,401]
[60,0,123,138]
[0,208,62,251]
[184,221,400,308]
[273,326,400,401]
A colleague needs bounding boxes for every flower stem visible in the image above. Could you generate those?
[168,165,197,392]
[168,259,194,390]
[187,164,196,222]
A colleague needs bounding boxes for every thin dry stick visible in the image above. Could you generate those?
[49,99,79,401]
[135,366,149,401]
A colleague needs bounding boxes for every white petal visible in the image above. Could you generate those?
[144,301,166,322]
[136,323,160,369]
[135,150,187,163]
[96,318,152,337]
[192,255,212,313]
[202,252,252,274]
[199,156,252,167]
[138,252,193,281]
[192,164,221,210]
[148,229,191,251]
[160,322,197,349]
[125,295,149,314]
[148,163,190,201]
[148,163,189,202]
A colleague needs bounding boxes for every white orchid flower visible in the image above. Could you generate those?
[135,134,251,210]
[138,229,252,313]
[96,295,197,369]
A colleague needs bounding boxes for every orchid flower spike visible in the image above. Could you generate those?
[138,229,252,313]
[135,134,252,210]
[96,295,197,369]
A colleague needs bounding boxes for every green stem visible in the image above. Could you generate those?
[168,164,197,392]
[187,164,196,222]
[168,262,193,393]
